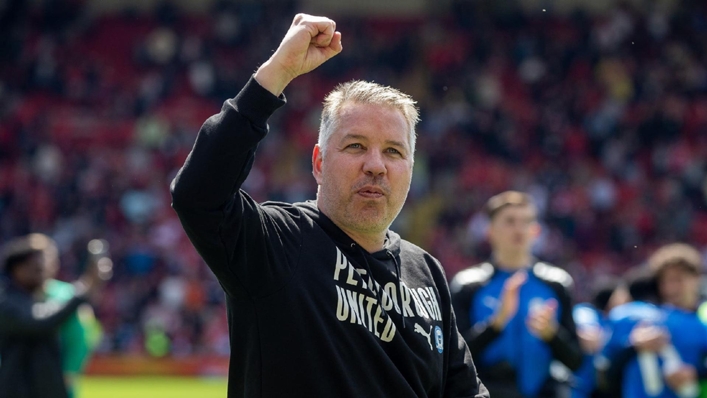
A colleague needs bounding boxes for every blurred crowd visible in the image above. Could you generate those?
[1,0,707,357]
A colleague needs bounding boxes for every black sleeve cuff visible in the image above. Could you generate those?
[465,320,502,356]
[548,326,583,370]
[230,75,287,128]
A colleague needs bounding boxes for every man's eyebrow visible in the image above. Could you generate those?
[340,134,367,142]
[385,140,407,149]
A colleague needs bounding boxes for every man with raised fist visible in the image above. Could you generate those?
[171,13,488,398]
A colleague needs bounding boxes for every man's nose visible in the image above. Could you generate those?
[363,150,386,177]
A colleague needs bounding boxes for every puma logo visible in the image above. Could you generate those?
[414,323,433,350]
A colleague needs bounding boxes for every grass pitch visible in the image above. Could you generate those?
[78,376,228,398]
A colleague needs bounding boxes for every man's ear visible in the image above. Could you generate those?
[531,222,541,239]
[312,144,323,185]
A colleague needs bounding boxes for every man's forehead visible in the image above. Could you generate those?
[337,101,404,120]
[334,104,410,143]
[493,204,537,219]
[660,262,699,277]
[18,252,44,267]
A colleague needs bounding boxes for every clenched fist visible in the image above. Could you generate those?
[255,14,343,96]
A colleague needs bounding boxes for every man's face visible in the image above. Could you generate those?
[12,253,46,292]
[42,246,59,280]
[658,264,700,310]
[313,102,413,237]
[487,205,540,256]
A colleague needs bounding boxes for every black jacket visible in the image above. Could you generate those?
[171,76,489,398]
[0,282,86,398]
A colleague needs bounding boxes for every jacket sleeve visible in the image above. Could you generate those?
[0,294,86,337]
[170,76,299,298]
[451,275,500,359]
[547,281,584,371]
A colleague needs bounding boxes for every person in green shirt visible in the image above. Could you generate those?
[32,234,109,398]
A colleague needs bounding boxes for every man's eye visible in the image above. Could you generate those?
[386,148,401,154]
[347,143,362,149]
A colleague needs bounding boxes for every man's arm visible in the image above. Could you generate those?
[170,14,342,296]
[170,78,288,296]
[0,262,103,337]
[542,279,584,371]
[0,294,86,337]
[451,279,498,359]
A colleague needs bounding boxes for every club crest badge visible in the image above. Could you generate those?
[434,326,443,353]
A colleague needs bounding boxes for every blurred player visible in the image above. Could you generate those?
[451,191,583,398]
[0,235,109,398]
[602,244,707,398]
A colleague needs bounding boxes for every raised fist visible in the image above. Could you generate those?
[255,14,343,96]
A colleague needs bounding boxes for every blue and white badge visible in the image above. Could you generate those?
[434,326,443,353]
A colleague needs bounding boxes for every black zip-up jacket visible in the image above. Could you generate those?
[170,76,489,398]
[0,281,86,398]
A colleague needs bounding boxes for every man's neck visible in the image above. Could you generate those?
[329,217,386,253]
[317,202,387,253]
[493,251,532,270]
[339,227,386,253]
[672,299,698,312]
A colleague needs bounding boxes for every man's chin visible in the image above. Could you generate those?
[347,211,390,232]
[507,244,530,252]
[355,201,385,214]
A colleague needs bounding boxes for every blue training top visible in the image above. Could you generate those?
[451,261,583,397]
[603,301,707,398]
[571,303,607,398]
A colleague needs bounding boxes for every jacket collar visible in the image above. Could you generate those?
[297,200,401,260]
[488,257,537,274]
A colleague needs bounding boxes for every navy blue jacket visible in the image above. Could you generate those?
[451,261,583,398]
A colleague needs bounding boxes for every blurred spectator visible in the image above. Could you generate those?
[0,233,108,398]
[601,244,707,398]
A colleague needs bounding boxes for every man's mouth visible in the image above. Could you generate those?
[357,185,385,198]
